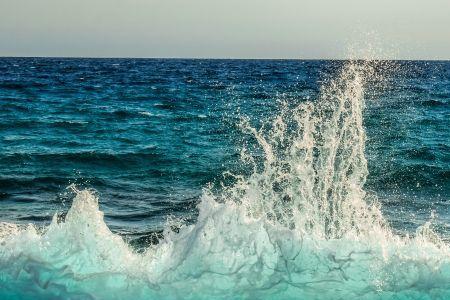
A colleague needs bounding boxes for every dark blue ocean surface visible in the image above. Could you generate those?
[0,58,448,242]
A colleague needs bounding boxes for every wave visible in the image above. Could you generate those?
[0,81,47,90]
[0,119,88,131]
[0,60,449,299]
[0,150,169,167]
[0,175,107,191]
[421,99,448,107]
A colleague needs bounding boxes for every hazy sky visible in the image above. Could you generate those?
[1,0,449,59]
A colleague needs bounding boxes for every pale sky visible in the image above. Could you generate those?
[1,0,449,59]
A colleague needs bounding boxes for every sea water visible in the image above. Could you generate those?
[0,58,449,299]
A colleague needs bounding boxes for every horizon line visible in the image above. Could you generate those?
[1,55,449,62]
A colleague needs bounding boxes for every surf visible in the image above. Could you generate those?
[0,59,449,300]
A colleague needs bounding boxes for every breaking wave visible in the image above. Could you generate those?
[1,60,449,300]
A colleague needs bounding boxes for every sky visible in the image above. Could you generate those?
[1,0,449,59]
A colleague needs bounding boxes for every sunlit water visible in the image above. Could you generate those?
[0,58,449,299]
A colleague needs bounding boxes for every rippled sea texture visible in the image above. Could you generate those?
[0,58,449,299]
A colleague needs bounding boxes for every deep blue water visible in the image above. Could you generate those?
[1,58,450,299]
[0,58,449,242]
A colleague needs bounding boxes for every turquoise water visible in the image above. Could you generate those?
[0,58,449,299]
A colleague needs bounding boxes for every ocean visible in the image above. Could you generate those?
[0,58,449,299]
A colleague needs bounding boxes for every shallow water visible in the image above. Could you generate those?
[0,58,449,299]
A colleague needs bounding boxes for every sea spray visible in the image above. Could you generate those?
[231,61,386,238]
[0,60,449,299]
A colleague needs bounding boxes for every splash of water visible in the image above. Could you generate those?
[231,61,385,238]
[1,60,449,300]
